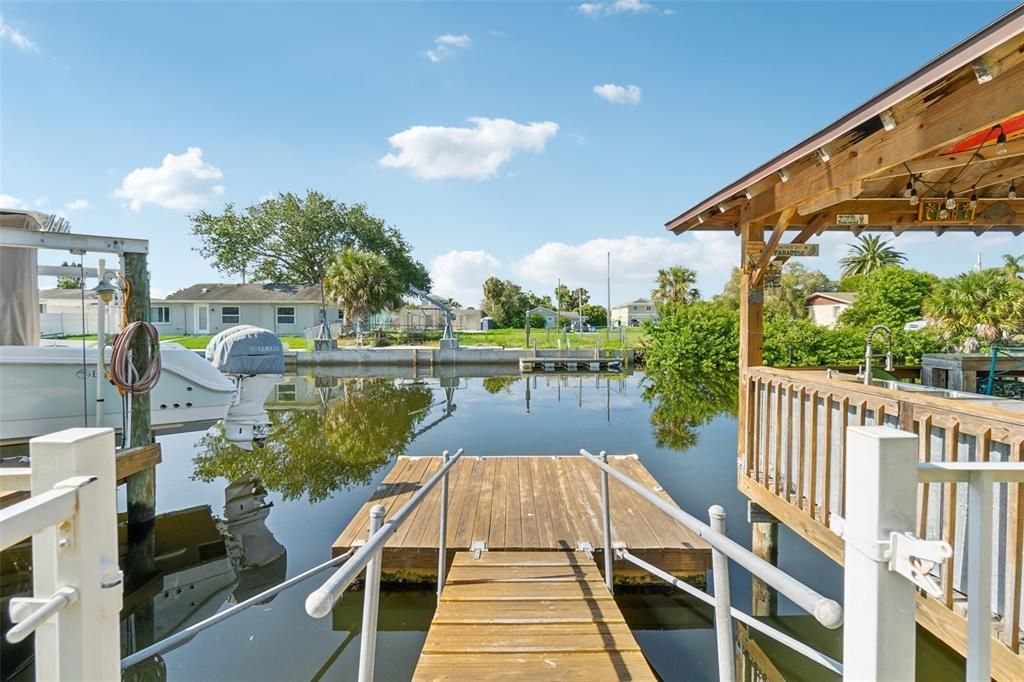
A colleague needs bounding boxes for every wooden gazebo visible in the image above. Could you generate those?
[666,5,1024,679]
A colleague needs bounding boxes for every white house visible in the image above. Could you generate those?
[526,307,580,329]
[159,283,332,336]
[38,288,127,337]
[805,292,857,328]
[610,298,655,327]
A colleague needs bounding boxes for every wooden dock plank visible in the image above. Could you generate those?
[414,551,655,681]
[332,455,711,582]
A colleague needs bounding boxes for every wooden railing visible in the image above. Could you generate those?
[741,366,1024,681]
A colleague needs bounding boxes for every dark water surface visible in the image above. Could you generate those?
[4,370,965,681]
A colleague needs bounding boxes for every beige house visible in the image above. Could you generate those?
[162,283,331,336]
[805,292,856,328]
[611,298,655,327]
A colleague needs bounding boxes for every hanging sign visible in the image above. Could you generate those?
[836,213,869,226]
[773,243,819,258]
[762,263,783,288]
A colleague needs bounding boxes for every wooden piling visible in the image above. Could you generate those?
[123,250,157,586]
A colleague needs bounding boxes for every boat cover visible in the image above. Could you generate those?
[205,325,285,375]
[0,211,45,346]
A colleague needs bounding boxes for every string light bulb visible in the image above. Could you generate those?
[909,187,919,206]
[969,190,978,209]
[1010,181,1018,200]
[996,127,1008,155]
[903,180,913,198]
[945,190,956,210]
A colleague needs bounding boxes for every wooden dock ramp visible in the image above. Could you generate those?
[332,454,710,583]
[413,551,656,681]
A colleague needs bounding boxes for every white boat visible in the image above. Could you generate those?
[0,343,237,444]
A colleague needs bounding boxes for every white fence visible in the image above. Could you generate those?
[0,428,122,680]
[40,312,123,338]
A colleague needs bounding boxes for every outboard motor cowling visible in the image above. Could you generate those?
[206,326,285,449]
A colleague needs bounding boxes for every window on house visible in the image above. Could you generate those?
[276,306,296,325]
[39,303,47,314]
[646,306,651,311]
[833,306,841,318]
[222,306,240,324]
[152,306,171,324]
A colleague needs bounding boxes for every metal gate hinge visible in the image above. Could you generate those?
[575,541,594,559]
[470,540,487,560]
[830,514,952,597]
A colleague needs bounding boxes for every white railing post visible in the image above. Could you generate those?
[437,451,450,604]
[29,427,122,681]
[965,469,994,682]
[709,505,735,682]
[358,504,385,682]
[600,451,613,593]
[841,426,918,682]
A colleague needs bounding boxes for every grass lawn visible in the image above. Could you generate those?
[456,327,645,350]
[62,327,645,352]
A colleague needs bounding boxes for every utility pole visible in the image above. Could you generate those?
[556,277,561,333]
[606,251,611,338]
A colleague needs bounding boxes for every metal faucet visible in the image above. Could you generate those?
[862,324,895,385]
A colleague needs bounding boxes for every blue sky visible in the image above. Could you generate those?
[2,1,1021,306]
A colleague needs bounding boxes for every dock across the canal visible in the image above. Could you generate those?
[332,454,711,584]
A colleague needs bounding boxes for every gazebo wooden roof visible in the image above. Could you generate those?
[666,5,1024,246]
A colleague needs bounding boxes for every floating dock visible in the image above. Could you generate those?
[413,551,656,681]
[332,455,710,584]
[518,357,623,373]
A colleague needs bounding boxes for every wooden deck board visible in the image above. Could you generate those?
[331,455,711,581]
[413,551,656,681]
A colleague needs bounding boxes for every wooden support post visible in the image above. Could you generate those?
[740,220,779,615]
[123,251,156,587]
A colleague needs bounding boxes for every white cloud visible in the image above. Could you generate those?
[0,193,28,209]
[513,235,737,301]
[576,3,604,16]
[33,196,47,207]
[0,17,38,52]
[430,250,501,307]
[593,83,642,105]
[379,117,559,180]
[65,199,90,211]
[113,147,225,212]
[426,33,471,62]
[576,0,673,16]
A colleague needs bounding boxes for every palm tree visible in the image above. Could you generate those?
[443,297,463,309]
[651,266,700,309]
[839,235,906,277]
[1002,253,1024,280]
[324,248,406,342]
[923,269,1024,350]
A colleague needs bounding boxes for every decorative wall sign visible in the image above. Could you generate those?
[836,213,869,226]
[918,198,975,224]
[774,243,819,257]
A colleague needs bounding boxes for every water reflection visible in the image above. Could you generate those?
[642,367,738,452]
[192,379,434,502]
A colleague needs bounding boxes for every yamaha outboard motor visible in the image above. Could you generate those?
[205,326,284,449]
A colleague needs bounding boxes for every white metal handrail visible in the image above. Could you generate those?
[0,483,84,552]
[579,449,843,628]
[120,548,357,669]
[304,448,464,682]
[580,448,843,682]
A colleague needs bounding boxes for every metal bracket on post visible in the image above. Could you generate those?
[575,541,594,560]
[830,514,952,597]
[470,540,487,560]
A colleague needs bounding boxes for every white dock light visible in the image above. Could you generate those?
[91,278,118,304]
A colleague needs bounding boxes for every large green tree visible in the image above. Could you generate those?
[324,248,407,328]
[482,277,550,327]
[652,266,700,310]
[190,190,429,290]
[838,266,938,329]
[1003,253,1024,280]
[839,234,906,277]
[555,284,589,311]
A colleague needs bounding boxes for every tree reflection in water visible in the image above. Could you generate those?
[643,368,738,452]
[192,379,434,502]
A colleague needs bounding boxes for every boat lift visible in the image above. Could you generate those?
[409,286,458,349]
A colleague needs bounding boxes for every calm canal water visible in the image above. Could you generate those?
[3,369,965,681]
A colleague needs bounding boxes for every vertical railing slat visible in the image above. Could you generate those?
[1005,439,1023,652]
[943,422,961,609]
[807,390,818,519]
